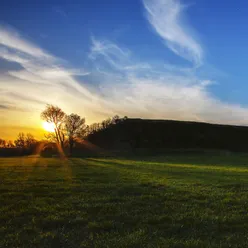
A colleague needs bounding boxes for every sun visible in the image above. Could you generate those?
[42,122,55,132]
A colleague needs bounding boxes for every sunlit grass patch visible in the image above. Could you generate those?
[1,154,248,247]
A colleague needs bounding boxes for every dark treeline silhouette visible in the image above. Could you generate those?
[86,118,248,154]
[0,139,14,148]
[3,104,248,157]
[0,133,39,157]
[85,115,127,136]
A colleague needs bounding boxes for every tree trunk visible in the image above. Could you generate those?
[69,137,73,156]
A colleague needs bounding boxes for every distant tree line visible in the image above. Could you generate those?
[4,111,248,156]
[85,115,128,136]
[0,133,39,157]
[14,133,37,149]
[0,133,37,149]
[0,139,14,148]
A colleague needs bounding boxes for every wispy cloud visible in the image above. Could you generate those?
[143,0,203,66]
[88,36,248,126]
[0,25,53,60]
[90,36,151,72]
[0,26,115,131]
[1,19,248,140]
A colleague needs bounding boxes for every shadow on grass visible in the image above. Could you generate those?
[87,157,248,187]
[136,153,248,168]
[2,156,248,247]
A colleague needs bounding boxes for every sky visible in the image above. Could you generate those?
[1,0,248,140]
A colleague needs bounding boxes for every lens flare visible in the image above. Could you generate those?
[42,122,55,132]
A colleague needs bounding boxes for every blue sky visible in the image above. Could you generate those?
[1,0,248,138]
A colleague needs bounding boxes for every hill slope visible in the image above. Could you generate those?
[87,118,248,152]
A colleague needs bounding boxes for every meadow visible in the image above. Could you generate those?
[1,154,248,247]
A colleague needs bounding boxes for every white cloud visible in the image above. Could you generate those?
[0,25,53,60]
[89,37,248,126]
[90,36,150,72]
[91,36,130,58]
[1,24,248,135]
[143,0,203,66]
[0,26,115,130]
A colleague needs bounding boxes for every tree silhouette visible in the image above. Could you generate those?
[101,118,112,129]
[6,140,15,148]
[14,133,26,148]
[41,105,66,148]
[25,133,36,149]
[65,114,86,154]
[44,132,57,143]
[0,139,6,148]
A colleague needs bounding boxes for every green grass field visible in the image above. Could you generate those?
[1,154,248,247]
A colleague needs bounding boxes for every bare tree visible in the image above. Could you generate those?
[83,125,93,137]
[6,140,15,148]
[102,118,112,129]
[14,133,26,148]
[64,114,86,154]
[44,132,57,143]
[25,133,36,149]
[0,139,6,148]
[41,105,66,148]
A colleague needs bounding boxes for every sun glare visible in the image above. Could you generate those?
[43,122,55,132]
